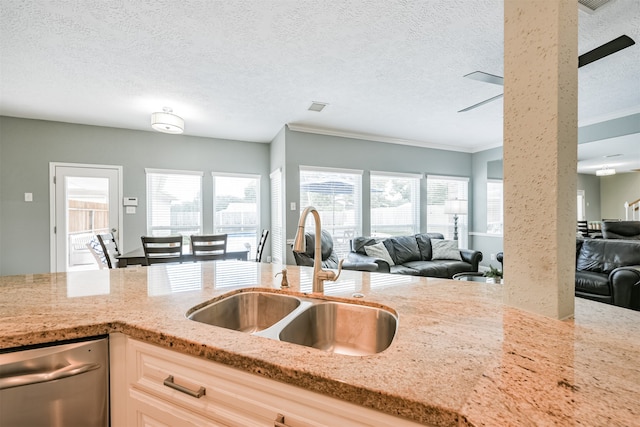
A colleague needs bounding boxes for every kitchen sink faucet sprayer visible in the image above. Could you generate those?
[293,206,344,294]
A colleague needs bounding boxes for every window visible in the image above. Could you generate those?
[299,166,362,257]
[487,180,504,234]
[426,175,469,247]
[212,173,260,252]
[270,169,283,264]
[146,169,203,243]
[370,172,421,236]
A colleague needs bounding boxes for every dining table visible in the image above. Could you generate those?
[116,247,249,268]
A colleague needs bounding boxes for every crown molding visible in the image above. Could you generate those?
[286,124,475,153]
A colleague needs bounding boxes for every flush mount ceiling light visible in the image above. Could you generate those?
[151,107,184,134]
[596,166,616,176]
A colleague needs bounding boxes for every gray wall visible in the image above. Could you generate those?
[282,127,473,247]
[577,173,601,221]
[0,116,270,275]
[470,146,503,268]
[600,172,640,220]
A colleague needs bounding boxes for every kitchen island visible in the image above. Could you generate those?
[1,261,639,426]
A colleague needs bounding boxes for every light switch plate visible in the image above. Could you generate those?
[24,192,33,202]
[126,206,136,214]
[290,202,296,211]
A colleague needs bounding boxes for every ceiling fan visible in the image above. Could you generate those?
[458,34,635,112]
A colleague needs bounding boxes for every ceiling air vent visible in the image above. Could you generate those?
[308,102,328,112]
[578,0,614,14]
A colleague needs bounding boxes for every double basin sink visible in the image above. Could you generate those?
[186,290,398,356]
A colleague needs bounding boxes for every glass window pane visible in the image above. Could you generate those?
[426,176,469,247]
[299,168,362,257]
[370,173,420,237]
[213,175,260,252]
[146,171,203,244]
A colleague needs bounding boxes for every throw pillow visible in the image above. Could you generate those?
[431,240,462,261]
[364,242,395,266]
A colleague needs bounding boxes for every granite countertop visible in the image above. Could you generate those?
[1,261,639,426]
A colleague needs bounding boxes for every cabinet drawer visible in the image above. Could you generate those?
[126,338,426,427]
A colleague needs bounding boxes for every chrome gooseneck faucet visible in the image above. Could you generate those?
[293,206,343,294]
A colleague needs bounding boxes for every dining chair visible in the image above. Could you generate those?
[86,240,108,269]
[190,234,228,261]
[141,236,184,265]
[577,220,590,238]
[255,229,269,262]
[97,232,121,269]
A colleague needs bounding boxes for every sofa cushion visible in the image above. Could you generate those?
[404,261,450,278]
[577,239,640,274]
[575,270,611,296]
[352,236,382,255]
[431,240,462,261]
[364,242,395,266]
[389,264,421,276]
[387,235,420,265]
[415,234,433,260]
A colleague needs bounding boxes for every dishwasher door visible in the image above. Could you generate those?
[0,336,109,427]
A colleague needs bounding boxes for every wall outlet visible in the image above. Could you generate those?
[490,253,496,260]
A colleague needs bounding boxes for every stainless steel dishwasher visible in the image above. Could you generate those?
[0,336,109,427]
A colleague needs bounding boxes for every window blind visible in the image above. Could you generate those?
[370,172,420,236]
[426,175,469,247]
[487,180,503,234]
[299,166,362,257]
[270,169,283,264]
[145,169,203,243]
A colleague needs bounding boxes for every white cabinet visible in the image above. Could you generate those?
[111,334,426,427]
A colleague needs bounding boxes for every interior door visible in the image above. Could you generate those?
[51,164,122,273]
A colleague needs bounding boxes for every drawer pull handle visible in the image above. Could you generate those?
[274,413,290,427]
[163,375,206,398]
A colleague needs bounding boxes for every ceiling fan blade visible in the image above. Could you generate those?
[458,93,504,113]
[463,71,504,86]
[578,35,635,68]
[459,35,634,113]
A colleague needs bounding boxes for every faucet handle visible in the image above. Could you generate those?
[320,259,344,282]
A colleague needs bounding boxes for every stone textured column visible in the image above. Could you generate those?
[503,0,578,319]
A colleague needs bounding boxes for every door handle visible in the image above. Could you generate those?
[163,375,206,398]
[0,363,101,390]
[111,228,117,233]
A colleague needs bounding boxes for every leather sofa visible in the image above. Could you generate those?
[575,238,640,311]
[601,220,640,240]
[344,233,483,278]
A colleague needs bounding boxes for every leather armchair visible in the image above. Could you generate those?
[575,238,640,311]
[292,229,339,268]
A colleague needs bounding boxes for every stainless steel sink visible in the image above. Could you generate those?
[187,291,301,333]
[187,290,398,356]
[278,302,397,356]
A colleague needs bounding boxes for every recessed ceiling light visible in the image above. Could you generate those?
[308,102,328,112]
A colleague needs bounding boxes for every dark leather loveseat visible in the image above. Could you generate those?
[601,220,640,240]
[575,238,640,311]
[345,233,483,278]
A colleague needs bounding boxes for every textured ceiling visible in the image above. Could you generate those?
[1,0,639,172]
